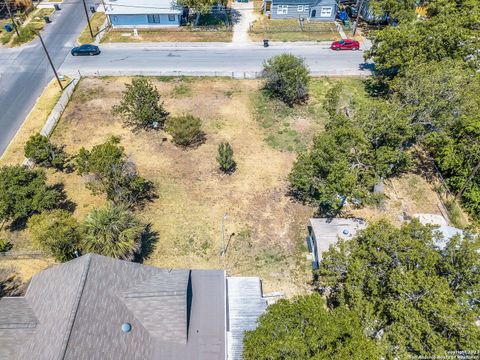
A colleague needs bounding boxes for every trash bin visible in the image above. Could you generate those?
[4,24,12,32]
[44,16,51,23]
[54,4,61,10]
[263,39,269,48]
[90,6,96,13]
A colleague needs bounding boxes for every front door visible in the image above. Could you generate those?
[311,9,316,17]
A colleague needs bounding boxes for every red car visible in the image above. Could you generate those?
[331,39,360,51]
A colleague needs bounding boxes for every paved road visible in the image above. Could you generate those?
[0,1,91,156]
[61,43,371,78]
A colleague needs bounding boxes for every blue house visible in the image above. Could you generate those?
[106,0,183,28]
[263,0,337,21]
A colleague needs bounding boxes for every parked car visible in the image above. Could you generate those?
[331,39,360,50]
[71,44,101,56]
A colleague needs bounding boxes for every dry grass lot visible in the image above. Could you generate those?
[102,28,233,43]
[249,18,341,42]
[0,76,455,296]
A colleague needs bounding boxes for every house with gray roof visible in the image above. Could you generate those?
[0,254,267,360]
[262,0,337,21]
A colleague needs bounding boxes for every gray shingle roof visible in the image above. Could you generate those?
[0,254,226,360]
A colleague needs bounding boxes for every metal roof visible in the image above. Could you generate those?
[0,254,226,360]
[227,277,267,360]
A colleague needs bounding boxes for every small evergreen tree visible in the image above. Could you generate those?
[28,210,81,262]
[0,165,64,227]
[165,114,202,147]
[112,78,169,131]
[217,142,236,173]
[24,133,67,170]
[262,54,310,106]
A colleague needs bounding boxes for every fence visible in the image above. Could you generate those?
[0,250,44,259]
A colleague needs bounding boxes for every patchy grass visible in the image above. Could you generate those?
[78,12,107,44]
[252,77,368,152]
[102,27,233,43]
[249,17,341,42]
[0,257,55,283]
[1,8,55,47]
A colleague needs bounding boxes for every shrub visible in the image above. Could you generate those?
[24,133,67,170]
[262,54,310,106]
[165,114,202,147]
[28,210,81,262]
[217,142,236,173]
[82,203,144,260]
[0,165,64,226]
[76,137,155,207]
[112,78,169,131]
[0,239,12,253]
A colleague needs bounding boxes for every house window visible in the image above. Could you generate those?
[297,5,304,12]
[147,14,161,23]
[304,5,309,12]
[320,6,332,17]
[277,5,288,14]
[168,14,176,21]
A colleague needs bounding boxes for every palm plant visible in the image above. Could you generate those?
[82,203,143,260]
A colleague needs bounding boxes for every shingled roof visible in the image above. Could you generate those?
[0,254,226,360]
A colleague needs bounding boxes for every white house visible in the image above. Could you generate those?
[105,0,183,28]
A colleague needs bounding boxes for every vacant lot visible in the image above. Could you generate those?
[249,18,340,42]
[102,27,233,43]
[0,76,454,296]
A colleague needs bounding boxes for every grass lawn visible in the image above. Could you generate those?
[1,8,55,47]
[77,12,107,44]
[0,76,460,296]
[102,27,233,43]
[249,18,341,42]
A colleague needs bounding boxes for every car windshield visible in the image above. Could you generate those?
[338,40,345,44]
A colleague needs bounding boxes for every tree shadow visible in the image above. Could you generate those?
[135,223,159,263]
[51,183,77,213]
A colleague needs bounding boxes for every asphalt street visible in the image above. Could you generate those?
[61,43,371,78]
[0,1,90,155]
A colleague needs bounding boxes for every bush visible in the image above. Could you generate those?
[0,165,64,226]
[165,114,202,146]
[0,239,12,253]
[24,133,67,170]
[112,78,169,131]
[28,210,81,262]
[76,137,155,207]
[82,203,144,260]
[262,54,310,106]
[217,142,236,173]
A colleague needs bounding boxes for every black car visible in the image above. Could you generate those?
[71,44,101,56]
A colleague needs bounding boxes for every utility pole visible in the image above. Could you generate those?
[4,0,20,37]
[101,0,112,27]
[81,0,94,39]
[36,31,64,90]
[352,0,365,36]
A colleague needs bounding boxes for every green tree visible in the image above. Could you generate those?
[76,137,155,206]
[243,293,382,360]
[24,133,67,170]
[0,267,21,298]
[165,114,202,147]
[368,0,419,22]
[317,220,480,358]
[262,54,310,106]
[28,210,81,262]
[82,203,144,260]
[216,142,236,173]
[289,87,413,213]
[0,165,63,227]
[112,78,169,132]
[177,0,219,14]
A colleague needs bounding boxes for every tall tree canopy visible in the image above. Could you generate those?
[243,293,381,360]
[317,220,480,358]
